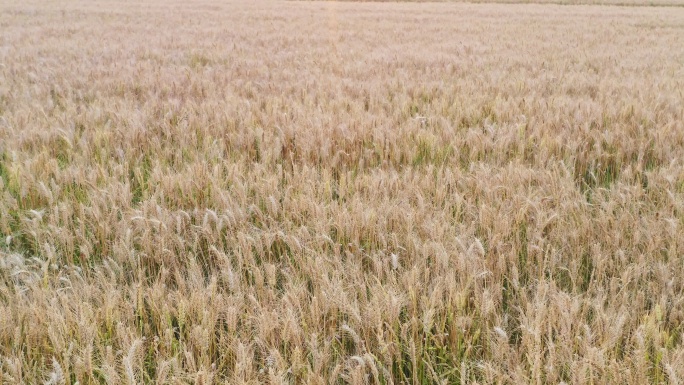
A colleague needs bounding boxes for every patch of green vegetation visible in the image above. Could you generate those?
[391,314,482,384]
[92,367,107,384]
[0,151,9,185]
[408,103,420,118]
[63,181,90,205]
[11,227,39,258]
[435,144,454,166]
[129,155,152,205]
[189,52,211,69]
[56,152,70,169]
[0,152,21,201]
[502,276,523,345]
[576,157,621,197]
[458,102,498,129]
[50,88,65,111]
[646,338,665,384]
[412,139,432,167]
[250,136,262,163]
[142,341,158,383]
[268,236,291,263]
[412,139,453,167]
[554,267,573,293]
[578,251,594,292]
[0,94,7,116]
[516,220,530,286]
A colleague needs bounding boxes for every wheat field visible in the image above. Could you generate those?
[1,0,684,384]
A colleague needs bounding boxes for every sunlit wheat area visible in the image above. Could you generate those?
[1,0,684,383]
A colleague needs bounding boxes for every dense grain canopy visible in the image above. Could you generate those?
[1,0,684,384]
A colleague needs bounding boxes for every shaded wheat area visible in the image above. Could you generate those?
[1,0,684,383]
